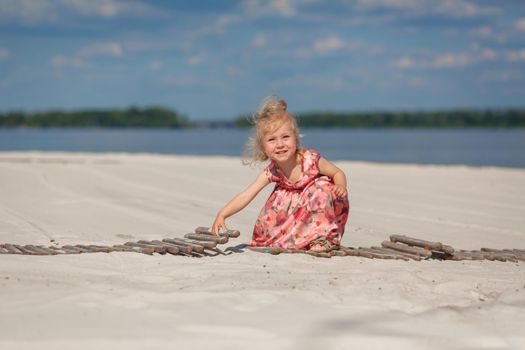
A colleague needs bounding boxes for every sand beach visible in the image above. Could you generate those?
[0,151,524,349]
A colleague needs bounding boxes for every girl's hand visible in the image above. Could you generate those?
[211,216,228,236]
[333,184,347,198]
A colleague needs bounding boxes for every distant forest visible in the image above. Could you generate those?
[235,109,525,128]
[1,107,525,128]
[0,107,189,128]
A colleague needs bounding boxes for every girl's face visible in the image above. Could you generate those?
[262,121,297,164]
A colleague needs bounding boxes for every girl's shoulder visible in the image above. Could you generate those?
[298,148,321,177]
[299,148,321,162]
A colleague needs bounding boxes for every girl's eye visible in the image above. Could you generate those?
[283,135,290,139]
[267,138,275,142]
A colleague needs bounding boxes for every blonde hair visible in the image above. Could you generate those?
[242,96,301,166]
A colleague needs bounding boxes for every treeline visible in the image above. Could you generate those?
[0,107,189,128]
[2,107,525,128]
[234,109,525,128]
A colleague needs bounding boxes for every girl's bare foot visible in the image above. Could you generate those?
[308,238,334,252]
[309,243,327,252]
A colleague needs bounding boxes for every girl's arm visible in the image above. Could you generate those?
[318,157,348,198]
[211,170,270,235]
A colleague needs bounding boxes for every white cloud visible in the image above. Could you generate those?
[52,41,123,71]
[392,56,416,69]
[479,48,497,61]
[0,0,56,24]
[0,47,10,59]
[434,0,500,17]
[469,26,507,43]
[243,0,319,18]
[293,35,359,59]
[472,26,493,38]
[187,53,207,65]
[186,14,242,39]
[0,0,159,24]
[477,69,523,82]
[244,0,294,17]
[313,35,344,54]
[251,33,267,48]
[148,60,162,71]
[392,47,500,70]
[269,0,296,17]
[52,55,87,69]
[354,0,501,19]
[515,18,525,31]
[61,0,155,18]
[245,0,444,26]
[507,49,525,62]
[216,14,241,27]
[430,52,471,68]
[124,36,188,54]
[78,42,123,58]
[354,0,419,11]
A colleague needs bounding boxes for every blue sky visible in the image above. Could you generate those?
[1,0,524,120]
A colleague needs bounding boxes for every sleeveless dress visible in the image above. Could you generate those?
[250,149,349,249]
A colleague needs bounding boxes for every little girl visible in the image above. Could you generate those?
[211,97,349,252]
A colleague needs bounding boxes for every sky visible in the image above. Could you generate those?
[0,0,524,121]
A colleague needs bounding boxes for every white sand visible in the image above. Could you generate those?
[0,151,524,350]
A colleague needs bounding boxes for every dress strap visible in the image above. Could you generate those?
[264,161,281,183]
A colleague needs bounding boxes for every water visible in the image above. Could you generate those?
[0,128,524,168]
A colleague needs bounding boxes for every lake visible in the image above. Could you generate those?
[1,128,524,168]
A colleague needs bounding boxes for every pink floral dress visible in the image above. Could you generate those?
[250,149,349,249]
